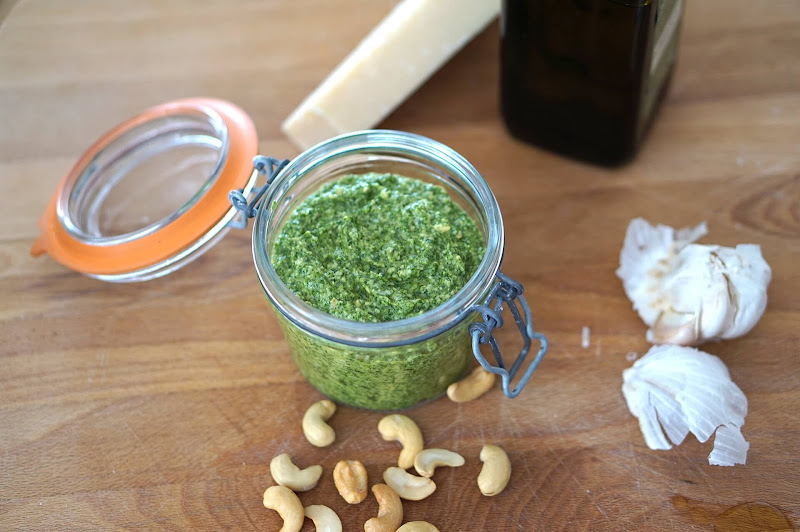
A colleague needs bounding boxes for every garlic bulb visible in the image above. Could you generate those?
[622,344,749,466]
[616,218,771,345]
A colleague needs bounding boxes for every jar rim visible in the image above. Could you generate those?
[252,130,504,347]
[57,107,230,247]
[31,98,259,281]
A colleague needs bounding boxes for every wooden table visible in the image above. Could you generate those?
[2,1,799,530]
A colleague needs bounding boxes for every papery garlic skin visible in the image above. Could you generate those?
[622,345,749,466]
[617,218,771,346]
[708,424,750,467]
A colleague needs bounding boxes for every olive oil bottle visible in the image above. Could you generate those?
[500,0,683,165]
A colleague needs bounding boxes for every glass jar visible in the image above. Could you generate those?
[251,131,506,410]
[34,100,548,411]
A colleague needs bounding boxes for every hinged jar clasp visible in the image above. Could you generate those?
[229,155,290,228]
[469,271,548,398]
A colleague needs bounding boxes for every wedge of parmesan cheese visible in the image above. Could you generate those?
[282,0,500,150]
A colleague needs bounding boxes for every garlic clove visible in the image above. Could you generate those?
[716,244,772,340]
[648,309,697,345]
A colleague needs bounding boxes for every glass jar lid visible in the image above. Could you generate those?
[31,98,259,282]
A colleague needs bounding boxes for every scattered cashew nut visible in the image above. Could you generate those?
[304,504,342,532]
[333,459,368,504]
[397,522,440,532]
[364,483,403,532]
[263,485,304,532]
[447,366,495,402]
[270,453,323,492]
[477,444,511,496]
[383,467,436,501]
[378,414,423,469]
[413,448,465,478]
[303,399,336,447]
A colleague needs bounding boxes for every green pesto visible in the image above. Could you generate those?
[272,173,485,323]
[269,173,486,409]
[275,310,475,410]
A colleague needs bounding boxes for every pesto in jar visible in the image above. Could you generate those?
[269,173,487,410]
[274,310,476,410]
[272,173,485,322]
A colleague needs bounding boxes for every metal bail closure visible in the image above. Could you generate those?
[228,155,290,228]
[468,271,548,398]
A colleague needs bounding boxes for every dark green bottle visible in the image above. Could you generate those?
[500,0,683,165]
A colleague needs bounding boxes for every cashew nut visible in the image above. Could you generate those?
[397,522,440,532]
[364,484,403,532]
[477,444,511,496]
[378,414,423,469]
[333,459,368,504]
[413,448,465,478]
[383,467,436,501]
[304,504,342,532]
[262,485,304,532]
[447,366,495,402]
[303,399,336,447]
[270,453,323,492]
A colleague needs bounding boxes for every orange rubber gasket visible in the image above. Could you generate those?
[31,98,258,275]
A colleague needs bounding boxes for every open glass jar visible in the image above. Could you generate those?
[34,99,547,411]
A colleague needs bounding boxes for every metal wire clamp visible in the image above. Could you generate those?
[228,155,290,228]
[469,271,548,398]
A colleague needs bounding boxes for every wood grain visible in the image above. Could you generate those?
[1,1,799,530]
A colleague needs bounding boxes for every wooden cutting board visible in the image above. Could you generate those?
[1,1,798,530]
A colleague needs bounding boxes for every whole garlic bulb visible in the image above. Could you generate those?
[616,218,771,345]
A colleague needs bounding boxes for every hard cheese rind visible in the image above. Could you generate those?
[282,0,500,150]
